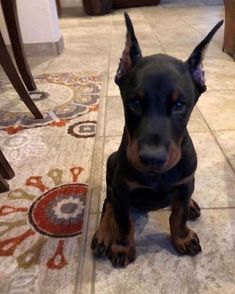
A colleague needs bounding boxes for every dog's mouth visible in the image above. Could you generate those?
[127,142,181,175]
[132,163,168,174]
[132,162,175,175]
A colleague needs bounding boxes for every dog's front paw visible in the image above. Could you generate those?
[107,242,136,268]
[188,198,201,221]
[91,230,112,257]
[172,229,201,256]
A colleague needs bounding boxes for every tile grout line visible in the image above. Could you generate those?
[157,206,235,211]
[104,15,116,138]
[89,137,106,294]
[143,11,167,54]
[74,120,104,292]
[74,39,111,293]
[74,117,100,293]
[42,56,55,74]
[196,107,235,174]
[89,16,114,294]
[200,207,235,210]
[202,89,235,92]
[90,213,102,294]
[210,129,235,132]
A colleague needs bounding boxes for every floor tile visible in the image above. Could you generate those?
[100,136,121,210]
[0,56,51,82]
[107,77,120,97]
[76,213,99,294]
[45,48,109,74]
[191,131,235,208]
[105,96,124,137]
[96,73,108,137]
[214,131,235,171]
[197,91,235,131]
[94,209,235,294]
[27,57,52,75]
[78,14,112,26]
[45,29,111,74]
[203,59,235,90]
[59,17,79,29]
[188,107,209,132]
[89,136,105,213]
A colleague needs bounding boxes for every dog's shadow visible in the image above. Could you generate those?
[131,209,179,256]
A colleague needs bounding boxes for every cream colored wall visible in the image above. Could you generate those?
[0,0,61,44]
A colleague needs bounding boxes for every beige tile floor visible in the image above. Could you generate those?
[1,3,235,294]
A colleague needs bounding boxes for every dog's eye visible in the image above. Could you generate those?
[129,98,141,110]
[173,101,186,113]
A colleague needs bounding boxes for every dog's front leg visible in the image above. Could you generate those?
[106,180,136,267]
[91,175,135,267]
[170,178,201,256]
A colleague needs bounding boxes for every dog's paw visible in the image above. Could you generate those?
[172,229,201,256]
[91,230,112,257]
[107,242,136,268]
[188,198,201,221]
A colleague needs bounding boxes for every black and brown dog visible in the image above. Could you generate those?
[91,13,223,267]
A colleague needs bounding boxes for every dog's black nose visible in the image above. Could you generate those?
[139,145,168,168]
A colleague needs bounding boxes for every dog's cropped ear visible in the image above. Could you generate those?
[115,12,142,86]
[186,20,223,95]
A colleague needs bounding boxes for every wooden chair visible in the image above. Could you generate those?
[0,0,47,191]
[0,31,43,119]
[0,149,15,192]
[0,0,43,119]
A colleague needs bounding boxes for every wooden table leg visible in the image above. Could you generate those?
[1,0,37,91]
[0,149,15,180]
[0,31,43,119]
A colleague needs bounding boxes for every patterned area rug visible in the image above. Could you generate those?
[0,72,102,294]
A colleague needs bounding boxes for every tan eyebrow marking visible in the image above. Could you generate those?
[137,89,145,100]
[171,89,180,103]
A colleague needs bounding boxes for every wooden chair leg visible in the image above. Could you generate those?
[1,0,37,91]
[0,149,15,180]
[0,149,13,193]
[56,0,62,18]
[0,174,9,192]
[0,31,43,119]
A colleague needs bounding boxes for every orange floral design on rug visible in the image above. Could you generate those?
[0,167,87,270]
[0,72,102,134]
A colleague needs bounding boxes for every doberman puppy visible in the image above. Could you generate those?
[91,13,223,267]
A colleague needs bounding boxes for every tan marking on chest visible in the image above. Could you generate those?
[124,178,147,191]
